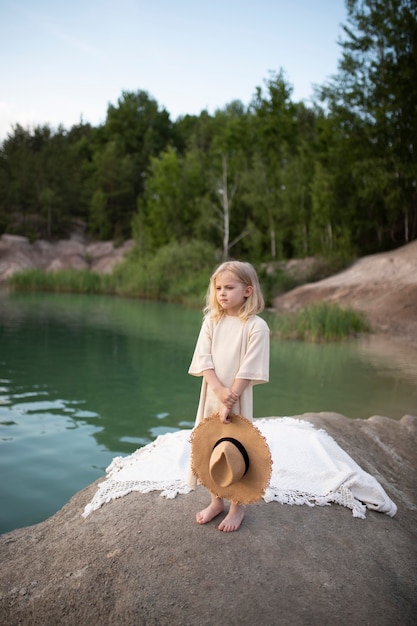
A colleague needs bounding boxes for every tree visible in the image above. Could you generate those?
[249,70,298,160]
[241,153,280,260]
[89,189,111,240]
[105,90,173,197]
[310,162,335,253]
[319,0,417,248]
[247,71,301,258]
[90,141,135,239]
[206,104,251,260]
[0,121,99,238]
[216,153,238,260]
[133,146,205,250]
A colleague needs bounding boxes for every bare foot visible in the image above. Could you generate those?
[218,503,245,532]
[196,497,224,525]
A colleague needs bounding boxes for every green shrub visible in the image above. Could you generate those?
[107,239,218,302]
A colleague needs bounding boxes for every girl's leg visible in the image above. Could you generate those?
[218,502,245,532]
[196,493,224,524]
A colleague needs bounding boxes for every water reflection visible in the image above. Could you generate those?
[256,337,417,420]
[358,334,417,385]
[0,291,416,532]
[0,293,201,454]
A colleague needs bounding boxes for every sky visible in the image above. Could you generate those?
[1,0,347,141]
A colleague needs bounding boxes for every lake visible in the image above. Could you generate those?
[1,291,416,533]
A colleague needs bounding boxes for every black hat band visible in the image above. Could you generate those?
[212,437,250,476]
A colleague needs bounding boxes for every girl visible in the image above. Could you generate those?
[188,260,270,532]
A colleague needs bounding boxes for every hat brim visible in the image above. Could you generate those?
[190,413,272,504]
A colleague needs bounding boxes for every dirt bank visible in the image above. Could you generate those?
[0,412,416,626]
[274,240,417,347]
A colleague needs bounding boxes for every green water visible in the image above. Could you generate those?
[1,292,416,533]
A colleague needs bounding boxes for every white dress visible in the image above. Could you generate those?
[188,314,270,425]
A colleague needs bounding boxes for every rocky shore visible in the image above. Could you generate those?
[1,236,416,624]
[0,412,416,626]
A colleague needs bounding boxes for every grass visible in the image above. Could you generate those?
[269,302,370,342]
[7,268,112,294]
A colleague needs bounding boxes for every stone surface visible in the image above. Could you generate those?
[0,413,416,626]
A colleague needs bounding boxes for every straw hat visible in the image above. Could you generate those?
[190,413,272,504]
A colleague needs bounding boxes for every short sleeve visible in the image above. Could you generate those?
[235,317,270,384]
[188,318,214,377]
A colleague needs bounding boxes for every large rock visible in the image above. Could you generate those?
[0,413,415,626]
[0,234,134,281]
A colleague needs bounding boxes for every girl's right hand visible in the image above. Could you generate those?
[219,405,231,424]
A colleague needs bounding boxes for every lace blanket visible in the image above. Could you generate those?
[82,418,397,520]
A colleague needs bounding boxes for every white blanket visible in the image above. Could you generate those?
[82,418,397,520]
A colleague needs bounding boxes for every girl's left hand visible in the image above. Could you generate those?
[216,386,238,409]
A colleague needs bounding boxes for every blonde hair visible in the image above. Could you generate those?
[204,261,265,321]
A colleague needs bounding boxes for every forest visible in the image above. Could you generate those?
[0,0,416,266]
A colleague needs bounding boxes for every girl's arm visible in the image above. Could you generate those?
[231,378,250,398]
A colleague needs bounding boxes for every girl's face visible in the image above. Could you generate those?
[214,270,253,316]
